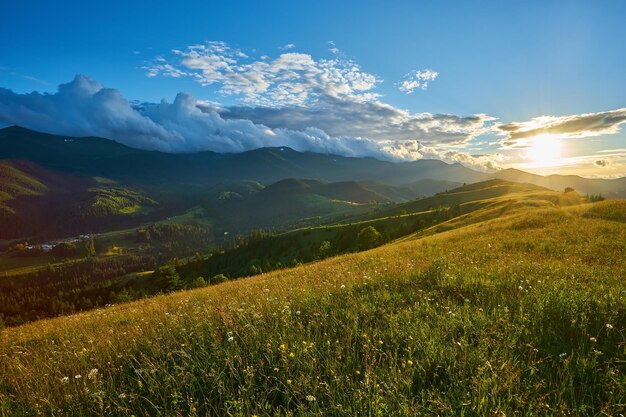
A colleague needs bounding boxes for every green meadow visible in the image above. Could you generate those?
[1,192,624,416]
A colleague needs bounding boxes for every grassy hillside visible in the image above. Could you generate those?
[0,180,585,327]
[1,197,624,415]
[0,160,167,240]
[493,168,626,198]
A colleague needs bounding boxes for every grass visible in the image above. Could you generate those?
[0,199,625,416]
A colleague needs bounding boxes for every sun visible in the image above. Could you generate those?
[525,134,562,166]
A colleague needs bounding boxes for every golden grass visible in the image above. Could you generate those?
[1,198,625,416]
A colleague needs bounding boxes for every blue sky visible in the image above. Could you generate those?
[1,0,625,177]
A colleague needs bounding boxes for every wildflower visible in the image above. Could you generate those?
[289,352,295,358]
[306,395,316,402]
[340,284,346,289]
[559,352,567,358]
[606,323,614,330]
[118,393,127,399]
[87,368,98,380]
[287,379,292,385]
[407,360,413,366]
[74,374,82,379]
[227,336,235,342]
[279,344,287,351]
[60,376,69,384]
[589,337,597,343]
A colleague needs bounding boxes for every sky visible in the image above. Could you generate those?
[0,0,625,177]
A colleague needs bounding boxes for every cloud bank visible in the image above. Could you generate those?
[0,75,501,171]
[220,96,494,146]
[497,108,626,148]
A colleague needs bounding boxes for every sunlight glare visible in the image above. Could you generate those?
[525,134,562,167]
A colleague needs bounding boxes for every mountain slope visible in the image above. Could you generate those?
[0,160,160,239]
[492,168,626,198]
[0,126,487,186]
[1,195,624,415]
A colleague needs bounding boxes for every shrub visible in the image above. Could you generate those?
[356,226,382,250]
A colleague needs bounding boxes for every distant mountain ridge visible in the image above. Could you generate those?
[0,125,624,241]
[1,126,625,197]
[492,168,626,198]
[0,126,487,186]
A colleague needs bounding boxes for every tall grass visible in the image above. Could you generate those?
[1,202,625,416]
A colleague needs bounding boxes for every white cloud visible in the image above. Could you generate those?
[0,75,502,172]
[398,69,439,93]
[222,96,495,146]
[497,108,626,148]
[145,41,381,107]
[146,42,497,148]
[279,43,295,50]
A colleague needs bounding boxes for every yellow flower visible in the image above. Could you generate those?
[407,360,413,366]
[287,379,292,385]
[280,344,286,351]
[289,352,295,358]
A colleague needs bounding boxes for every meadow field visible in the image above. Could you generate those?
[0,198,625,416]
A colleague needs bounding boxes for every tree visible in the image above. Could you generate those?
[158,263,181,291]
[190,276,207,288]
[319,240,332,258]
[85,235,96,257]
[211,274,229,285]
[587,193,605,202]
[564,187,575,193]
[51,242,78,258]
[356,226,382,251]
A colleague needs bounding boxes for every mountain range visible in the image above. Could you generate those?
[1,125,624,240]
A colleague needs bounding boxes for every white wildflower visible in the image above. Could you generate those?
[87,368,98,380]
[306,395,316,402]
[606,323,614,330]
[74,374,82,379]
[60,376,69,384]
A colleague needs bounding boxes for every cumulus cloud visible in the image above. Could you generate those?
[279,43,295,50]
[145,41,381,107]
[0,75,501,171]
[144,42,495,147]
[497,108,626,148]
[221,96,495,146]
[398,69,439,93]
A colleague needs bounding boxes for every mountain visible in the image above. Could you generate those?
[0,160,160,239]
[0,126,488,186]
[492,168,626,198]
[1,125,624,240]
